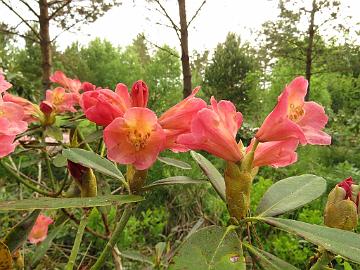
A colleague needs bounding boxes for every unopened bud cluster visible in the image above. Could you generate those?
[324,177,359,230]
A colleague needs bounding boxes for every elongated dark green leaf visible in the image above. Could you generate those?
[142,176,208,190]
[120,250,153,265]
[170,226,245,270]
[4,210,40,253]
[0,195,143,211]
[256,174,326,217]
[158,157,192,170]
[45,125,63,141]
[243,242,299,270]
[261,217,360,264]
[31,215,68,266]
[62,148,124,181]
[190,151,225,201]
[52,154,68,167]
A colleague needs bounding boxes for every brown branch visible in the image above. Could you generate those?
[153,0,181,41]
[141,34,179,58]
[187,0,206,27]
[0,29,39,42]
[50,15,88,42]
[0,0,41,40]
[19,0,39,18]
[49,0,73,20]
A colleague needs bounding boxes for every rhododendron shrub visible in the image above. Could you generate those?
[1,71,359,270]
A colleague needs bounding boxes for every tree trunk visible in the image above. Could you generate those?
[305,0,316,101]
[178,0,192,98]
[39,0,52,98]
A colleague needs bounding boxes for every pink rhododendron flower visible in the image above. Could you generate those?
[45,87,78,113]
[0,101,28,135]
[28,214,53,244]
[178,97,243,162]
[0,134,18,158]
[50,71,82,94]
[159,87,207,152]
[256,77,331,145]
[3,93,40,123]
[104,107,166,170]
[0,72,12,94]
[131,80,149,107]
[247,138,299,168]
[80,85,131,126]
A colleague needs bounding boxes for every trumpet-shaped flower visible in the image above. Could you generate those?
[82,81,97,92]
[256,77,331,145]
[104,107,165,170]
[0,72,12,94]
[0,101,28,135]
[3,93,40,123]
[50,71,82,94]
[247,139,299,168]
[0,134,18,158]
[45,87,78,113]
[80,85,131,126]
[159,87,207,152]
[28,214,53,244]
[80,81,150,126]
[177,97,243,162]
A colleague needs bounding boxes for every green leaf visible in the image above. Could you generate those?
[45,125,63,141]
[80,130,103,145]
[256,174,326,217]
[120,250,153,265]
[243,242,299,270]
[4,210,40,253]
[142,176,208,190]
[52,154,68,167]
[170,226,245,270]
[260,217,360,264]
[190,151,226,201]
[62,148,124,181]
[31,215,68,266]
[0,195,143,211]
[158,156,192,170]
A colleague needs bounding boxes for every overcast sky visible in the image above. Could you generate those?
[2,0,360,53]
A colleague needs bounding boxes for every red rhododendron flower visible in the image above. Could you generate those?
[80,85,131,126]
[177,97,243,162]
[159,87,207,152]
[0,134,18,158]
[247,138,299,168]
[256,77,331,145]
[28,214,53,244]
[3,93,40,123]
[104,107,165,170]
[80,81,150,126]
[45,87,78,113]
[0,72,12,94]
[50,71,82,94]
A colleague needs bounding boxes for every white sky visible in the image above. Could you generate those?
[1,0,360,53]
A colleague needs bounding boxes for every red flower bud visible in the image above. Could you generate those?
[39,101,53,115]
[338,177,354,199]
[82,82,96,92]
[67,160,88,181]
[131,80,149,108]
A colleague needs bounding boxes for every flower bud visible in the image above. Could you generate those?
[82,82,96,92]
[126,164,148,194]
[67,161,97,197]
[39,101,55,126]
[324,177,359,230]
[131,80,149,108]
